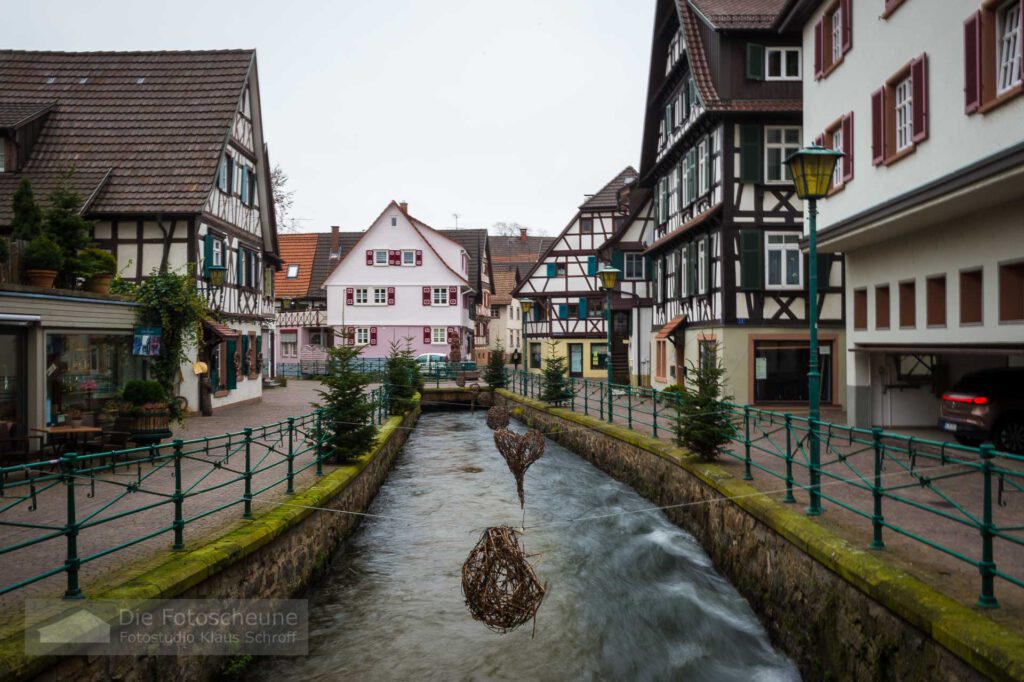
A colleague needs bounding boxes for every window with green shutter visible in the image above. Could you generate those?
[611,249,624,272]
[687,242,697,295]
[686,149,697,201]
[739,230,764,290]
[226,339,238,390]
[203,234,214,278]
[547,262,557,278]
[558,304,568,320]
[704,235,713,292]
[578,298,588,318]
[739,125,763,184]
[255,335,262,374]
[587,256,597,276]
[746,44,765,80]
[241,334,250,376]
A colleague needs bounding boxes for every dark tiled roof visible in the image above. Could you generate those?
[0,101,54,128]
[488,234,554,272]
[0,49,254,222]
[689,0,788,29]
[579,166,638,210]
[491,270,518,305]
[439,228,489,293]
[312,230,362,296]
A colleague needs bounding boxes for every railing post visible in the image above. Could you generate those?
[315,409,325,476]
[62,453,83,599]
[783,413,795,503]
[743,406,753,481]
[627,385,633,429]
[583,379,589,416]
[286,418,296,494]
[242,427,254,519]
[652,389,658,439]
[599,380,605,421]
[977,444,998,608]
[607,379,614,424]
[867,428,886,550]
[172,440,185,550]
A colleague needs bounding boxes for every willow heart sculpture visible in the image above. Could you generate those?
[493,427,545,509]
[461,525,546,634]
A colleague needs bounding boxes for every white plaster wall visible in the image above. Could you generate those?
[802,0,1024,230]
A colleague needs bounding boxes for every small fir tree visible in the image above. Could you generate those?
[11,178,42,242]
[385,338,422,414]
[539,340,574,406]
[45,181,95,288]
[674,340,733,461]
[315,344,377,462]
[483,345,507,388]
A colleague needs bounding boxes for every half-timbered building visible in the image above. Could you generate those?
[487,230,555,358]
[627,0,846,408]
[514,167,637,381]
[0,50,280,418]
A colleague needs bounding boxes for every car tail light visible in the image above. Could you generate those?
[942,393,989,405]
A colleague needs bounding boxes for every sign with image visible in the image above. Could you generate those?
[132,327,162,357]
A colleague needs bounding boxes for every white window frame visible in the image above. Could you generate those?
[373,287,387,304]
[280,331,298,358]
[680,247,689,298]
[765,126,802,184]
[765,233,803,290]
[354,287,369,305]
[624,253,645,280]
[212,238,224,268]
[432,287,448,306]
[431,327,447,345]
[698,138,709,194]
[402,249,416,266]
[309,330,325,346]
[666,251,676,300]
[285,263,298,279]
[668,167,678,217]
[355,327,370,345]
[681,157,691,207]
[374,249,388,266]
[217,155,229,192]
[766,47,802,81]
[831,11,842,64]
[697,240,708,294]
[997,0,1022,94]
[830,126,844,190]
[894,76,913,152]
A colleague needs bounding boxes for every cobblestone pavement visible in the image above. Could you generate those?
[0,381,332,630]
[510,377,1024,634]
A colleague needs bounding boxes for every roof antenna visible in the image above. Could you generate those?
[452,212,461,229]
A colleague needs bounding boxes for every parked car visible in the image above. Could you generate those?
[415,353,448,366]
[939,368,1024,453]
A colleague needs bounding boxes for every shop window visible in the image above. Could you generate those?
[875,285,891,329]
[753,339,833,403]
[960,269,983,325]
[927,275,947,326]
[899,280,916,328]
[45,334,146,426]
[590,343,608,370]
[999,261,1024,321]
[529,342,542,370]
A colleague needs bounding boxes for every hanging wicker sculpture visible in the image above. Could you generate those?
[486,405,510,430]
[493,428,545,508]
[461,525,546,634]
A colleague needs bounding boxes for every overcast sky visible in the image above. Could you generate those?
[10,0,654,236]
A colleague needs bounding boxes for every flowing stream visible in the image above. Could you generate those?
[252,411,799,681]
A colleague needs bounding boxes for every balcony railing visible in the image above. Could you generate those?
[276,309,327,328]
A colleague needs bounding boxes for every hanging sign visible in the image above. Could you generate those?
[133,326,163,356]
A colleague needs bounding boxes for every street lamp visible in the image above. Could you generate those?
[785,144,843,517]
[520,299,533,391]
[598,265,620,422]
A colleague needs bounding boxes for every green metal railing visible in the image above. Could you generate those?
[508,370,1024,608]
[0,386,391,600]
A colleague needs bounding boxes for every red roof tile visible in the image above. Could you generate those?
[689,0,788,29]
[275,233,319,298]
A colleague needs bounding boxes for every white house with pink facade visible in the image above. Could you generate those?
[323,201,473,359]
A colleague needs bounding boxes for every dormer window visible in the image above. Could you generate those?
[286,264,299,279]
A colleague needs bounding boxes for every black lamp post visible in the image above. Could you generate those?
[520,298,533,382]
[598,265,620,422]
[784,144,843,517]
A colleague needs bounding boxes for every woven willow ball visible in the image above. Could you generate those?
[493,428,545,508]
[461,525,546,634]
[486,405,511,430]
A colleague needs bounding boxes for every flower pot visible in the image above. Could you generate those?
[26,269,57,289]
[70,417,83,427]
[86,274,113,295]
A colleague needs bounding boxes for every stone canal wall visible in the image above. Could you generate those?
[495,390,1024,682]
[8,401,421,682]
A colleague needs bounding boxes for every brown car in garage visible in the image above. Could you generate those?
[939,368,1024,453]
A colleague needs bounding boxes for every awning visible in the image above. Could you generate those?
[656,315,687,340]
[850,344,1024,356]
[204,320,239,339]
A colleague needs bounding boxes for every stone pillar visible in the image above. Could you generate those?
[847,349,872,427]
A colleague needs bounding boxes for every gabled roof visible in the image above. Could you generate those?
[0,49,255,222]
[488,234,555,272]
[0,101,54,128]
[689,0,788,29]
[439,228,491,294]
[580,166,638,210]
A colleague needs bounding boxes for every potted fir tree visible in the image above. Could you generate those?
[119,379,172,444]
[80,247,118,294]
[21,234,63,289]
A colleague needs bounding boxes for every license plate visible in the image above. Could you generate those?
[943,422,958,433]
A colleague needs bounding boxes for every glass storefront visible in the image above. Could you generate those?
[753,339,833,404]
[45,333,147,426]
[0,328,27,447]
[529,342,542,370]
[590,343,608,370]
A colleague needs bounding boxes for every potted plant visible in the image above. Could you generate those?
[21,234,63,289]
[119,379,172,444]
[80,247,118,294]
[67,404,84,427]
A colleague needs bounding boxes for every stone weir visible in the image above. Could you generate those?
[487,389,1024,682]
[1,399,421,682]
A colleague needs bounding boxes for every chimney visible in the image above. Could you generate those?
[329,225,340,260]
[399,201,409,216]
[519,227,528,242]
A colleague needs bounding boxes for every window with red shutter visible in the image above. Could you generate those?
[346,287,354,305]
[871,88,885,165]
[841,0,852,54]
[415,250,423,266]
[911,54,929,142]
[964,12,983,113]
[841,112,854,181]
[422,327,431,344]
[370,327,378,346]
[365,250,373,265]
[347,327,356,346]
[448,286,457,306]
[814,19,823,79]
[387,287,395,305]
[422,286,431,306]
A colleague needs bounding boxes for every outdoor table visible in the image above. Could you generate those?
[30,426,103,458]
